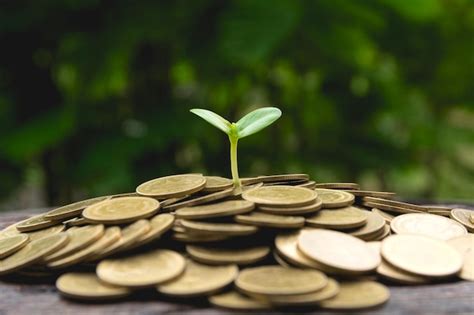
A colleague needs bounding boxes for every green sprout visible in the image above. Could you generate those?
[190,107,282,190]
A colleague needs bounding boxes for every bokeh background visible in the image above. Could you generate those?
[0,0,473,211]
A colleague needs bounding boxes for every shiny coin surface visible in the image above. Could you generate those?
[209,290,271,310]
[175,200,254,219]
[315,189,354,208]
[186,245,269,265]
[163,188,234,211]
[83,197,159,224]
[181,220,258,236]
[258,198,322,215]
[64,217,90,227]
[157,260,238,297]
[0,233,69,275]
[296,180,317,189]
[381,234,463,278]
[257,174,309,183]
[450,208,474,232]
[97,249,186,288]
[45,196,111,221]
[27,224,65,241]
[242,186,317,207]
[235,212,305,228]
[390,213,467,241]
[320,281,390,310]
[235,266,328,296]
[203,176,233,192]
[447,234,474,281]
[172,232,229,243]
[298,229,380,274]
[306,206,368,230]
[15,215,59,232]
[0,234,29,259]
[315,183,360,190]
[348,211,386,240]
[136,174,206,198]
[363,201,422,214]
[56,272,130,300]
[376,259,430,285]
[128,214,174,249]
[363,197,428,211]
[342,190,396,199]
[372,208,395,223]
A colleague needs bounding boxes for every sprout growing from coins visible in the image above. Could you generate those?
[190,107,282,190]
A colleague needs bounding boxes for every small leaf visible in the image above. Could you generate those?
[236,107,282,139]
[190,108,232,134]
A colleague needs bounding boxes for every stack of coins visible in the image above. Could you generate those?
[0,173,473,311]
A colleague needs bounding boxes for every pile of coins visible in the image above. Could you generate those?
[0,173,473,311]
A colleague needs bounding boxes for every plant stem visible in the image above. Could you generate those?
[229,134,241,189]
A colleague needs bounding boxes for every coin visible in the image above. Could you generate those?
[363,201,423,214]
[15,215,60,232]
[342,190,396,199]
[298,229,380,274]
[371,208,395,223]
[370,224,391,241]
[97,249,186,288]
[377,259,430,285]
[348,211,386,240]
[157,260,238,297]
[175,200,254,219]
[203,176,233,192]
[390,213,467,241]
[363,197,428,212]
[381,234,463,278]
[305,206,368,230]
[447,234,474,281]
[320,280,390,310]
[470,213,474,224]
[44,224,104,263]
[26,224,65,241]
[186,245,269,265]
[235,212,305,228]
[0,233,69,275]
[209,290,271,310]
[273,250,293,268]
[136,174,206,198]
[181,220,258,236]
[235,265,328,296]
[56,272,130,300]
[83,197,159,224]
[172,232,230,243]
[296,181,317,189]
[315,189,354,208]
[45,196,111,221]
[127,214,174,249]
[428,209,451,217]
[242,186,317,207]
[257,174,309,183]
[47,227,121,269]
[64,217,90,227]
[450,208,474,232]
[0,234,29,259]
[162,188,234,211]
[258,198,322,215]
[315,183,360,190]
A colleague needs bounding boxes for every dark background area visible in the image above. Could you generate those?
[0,0,473,210]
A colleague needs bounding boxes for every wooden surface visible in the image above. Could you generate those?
[1,206,473,315]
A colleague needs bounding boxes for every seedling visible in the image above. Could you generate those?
[190,107,282,190]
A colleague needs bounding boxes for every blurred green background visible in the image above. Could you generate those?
[0,0,473,210]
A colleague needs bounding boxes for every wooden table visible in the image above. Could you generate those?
[1,206,473,315]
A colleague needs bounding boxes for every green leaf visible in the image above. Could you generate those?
[236,107,282,139]
[190,108,232,134]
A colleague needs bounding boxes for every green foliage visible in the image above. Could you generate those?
[0,0,473,206]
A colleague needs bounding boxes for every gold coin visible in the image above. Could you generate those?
[136,174,206,198]
[273,250,293,268]
[447,234,474,281]
[342,190,396,199]
[315,183,360,190]
[363,201,423,214]
[428,209,451,217]
[172,232,229,243]
[27,224,65,241]
[175,200,254,219]
[97,249,186,288]
[263,278,340,306]
[470,213,474,224]
[0,233,68,275]
[56,272,130,300]
[45,196,111,221]
[157,259,238,297]
[305,206,368,230]
[257,174,309,183]
[203,176,233,192]
[369,224,391,241]
[450,208,474,232]
[371,208,395,223]
[43,224,105,263]
[47,227,121,269]
[0,234,29,259]
[15,215,59,232]
[235,265,328,296]
[82,196,159,224]
[242,186,317,207]
[64,217,90,227]
[258,198,322,215]
[232,182,264,196]
[377,259,430,285]
[181,220,258,236]
[160,195,189,208]
[162,188,234,211]
[126,214,174,250]
[296,180,317,189]
[209,290,271,310]
[320,280,390,310]
[363,197,428,211]
[348,211,386,240]
[390,213,467,241]
[381,234,463,278]
[88,220,150,261]
[298,229,380,274]
[235,212,305,228]
[186,245,269,265]
[315,189,354,208]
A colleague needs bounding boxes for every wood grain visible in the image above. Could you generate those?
[1,206,473,315]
